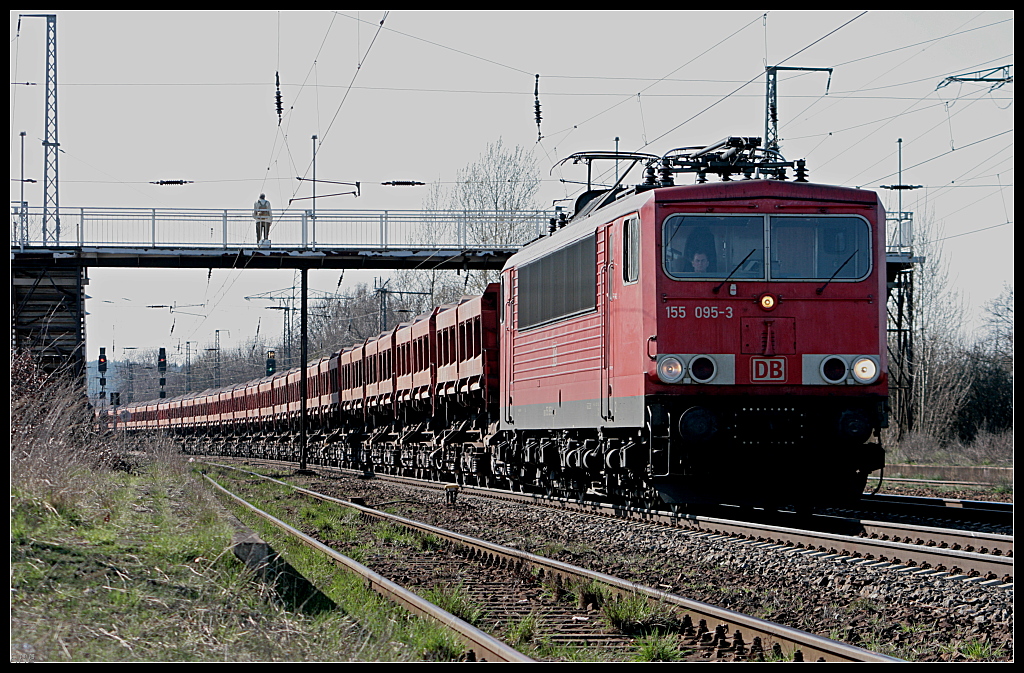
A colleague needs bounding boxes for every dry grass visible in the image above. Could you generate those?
[11,351,109,514]
[885,429,1013,467]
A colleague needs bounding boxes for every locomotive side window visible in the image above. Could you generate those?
[770,216,871,280]
[623,215,640,284]
[518,234,597,329]
[663,215,764,280]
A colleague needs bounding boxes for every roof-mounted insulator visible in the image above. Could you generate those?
[644,164,658,186]
[794,159,808,182]
[660,157,674,187]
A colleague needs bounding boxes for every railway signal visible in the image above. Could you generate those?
[266,350,276,376]
[98,347,107,398]
[158,347,167,398]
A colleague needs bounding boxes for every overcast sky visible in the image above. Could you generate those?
[10,10,1014,360]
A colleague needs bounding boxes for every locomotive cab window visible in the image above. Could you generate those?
[623,215,639,284]
[770,216,871,280]
[663,215,764,280]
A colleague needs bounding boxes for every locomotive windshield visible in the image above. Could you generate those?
[769,217,871,280]
[663,215,764,279]
[663,214,871,282]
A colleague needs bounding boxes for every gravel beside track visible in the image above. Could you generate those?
[873,481,1013,504]
[276,469,1012,662]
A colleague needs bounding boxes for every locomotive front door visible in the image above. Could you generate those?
[599,224,614,421]
[502,269,516,425]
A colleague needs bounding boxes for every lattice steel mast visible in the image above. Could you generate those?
[22,14,60,243]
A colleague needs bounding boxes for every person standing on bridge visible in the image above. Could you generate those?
[253,193,272,246]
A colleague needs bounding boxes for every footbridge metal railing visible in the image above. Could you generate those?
[10,206,552,251]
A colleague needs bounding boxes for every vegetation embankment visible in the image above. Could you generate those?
[10,351,458,662]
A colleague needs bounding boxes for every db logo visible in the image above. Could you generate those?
[751,357,786,382]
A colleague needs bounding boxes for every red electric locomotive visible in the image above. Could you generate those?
[496,138,887,506]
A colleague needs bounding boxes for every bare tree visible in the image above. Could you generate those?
[308,283,386,352]
[908,214,974,441]
[982,283,1013,365]
[413,138,543,296]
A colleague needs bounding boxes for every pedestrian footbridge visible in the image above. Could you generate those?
[11,206,550,376]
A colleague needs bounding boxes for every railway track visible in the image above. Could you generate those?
[366,470,1014,585]
[205,469,532,662]
[213,457,1013,586]
[854,493,1014,529]
[203,462,904,662]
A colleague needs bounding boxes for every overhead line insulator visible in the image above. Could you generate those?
[534,74,543,142]
[275,71,284,125]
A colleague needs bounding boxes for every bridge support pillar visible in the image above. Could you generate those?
[11,256,87,380]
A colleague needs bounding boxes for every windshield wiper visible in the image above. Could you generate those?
[713,248,757,294]
[816,249,859,295]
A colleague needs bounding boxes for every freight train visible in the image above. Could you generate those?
[103,138,888,509]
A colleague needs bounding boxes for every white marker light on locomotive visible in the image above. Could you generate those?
[759,293,776,311]
[657,356,685,383]
[852,357,879,384]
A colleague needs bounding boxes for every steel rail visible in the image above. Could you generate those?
[219,459,1013,584]
[215,463,903,662]
[842,519,1012,558]
[353,470,1014,582]
[860,493,1014,518]
[202,473,534,663]
[491,488,1015,583]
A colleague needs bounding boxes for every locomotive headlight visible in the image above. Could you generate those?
[852,356,879,384]
[820,356,848,384]
[758,293,777,311]
[657,356,686,384]
[689,355,717,383]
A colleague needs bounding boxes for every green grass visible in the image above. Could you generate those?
[11,457,377,661]
[12,430,469,662]
[505,612,539,647]
[225,495,467,661]
[421,583,484,626]
[600,592,681,635]
[938,636,1006,661]
[633,634,690,662]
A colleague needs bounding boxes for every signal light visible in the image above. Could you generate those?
[158,347,167,373]
[98,347,108,373]
[266,350,276,376]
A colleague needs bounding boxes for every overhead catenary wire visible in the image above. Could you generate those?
[787,15,1005,170]
[69,12,1010,359]
[189,12,392,346]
